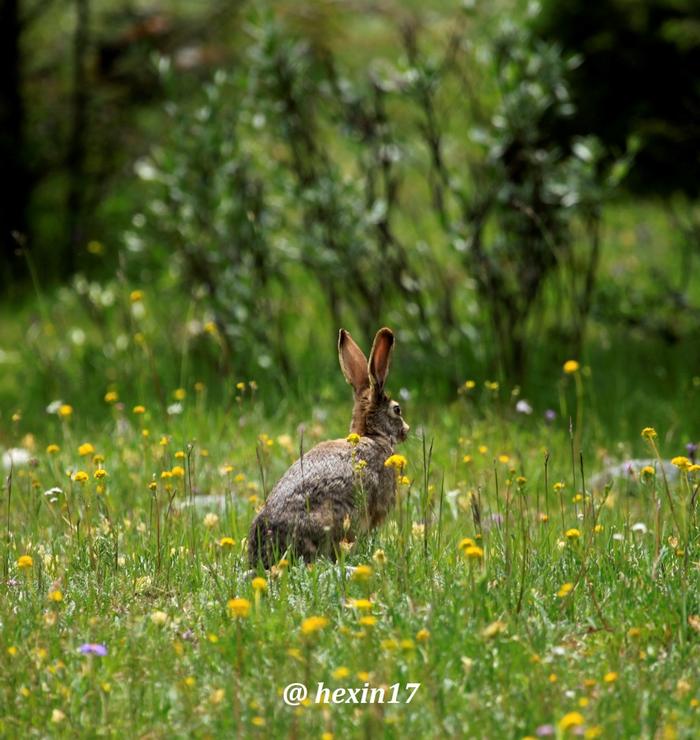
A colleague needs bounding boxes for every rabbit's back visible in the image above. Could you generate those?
[248,437,394,566]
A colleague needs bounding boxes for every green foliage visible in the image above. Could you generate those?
[121,8,633,389]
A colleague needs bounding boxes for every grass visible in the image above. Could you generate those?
[2,363,700,738]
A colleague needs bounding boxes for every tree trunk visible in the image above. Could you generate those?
[0,0,29,290]
[65,0,90,278]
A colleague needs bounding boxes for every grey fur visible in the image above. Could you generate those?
[247,327,409,568]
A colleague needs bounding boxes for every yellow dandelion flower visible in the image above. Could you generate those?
[641,465,655,478]
[565,528,581,540]
[463,545,484,560]
[627,627,641,639]
[557,582,574,598]
[539,513,549,523]
[173,388,186,401]
[72,471,89,483]
[641,427,657,440]
[133,405,146,415]
[416,628,430,641]
[671,456,691,471]
[219,537,236,548]
[251,717,265,727]
[94,469,108,480]
[351,564,373,581]
[346,433,361,445]
[464,380,476,389]
[252,577,267,593]
[58,404,73,418]
[227,598,251,618]
[359,615,377,627]
[160,470,172,480]
[594,523,604,533]
[332,666,350,679]
[174,450,186,460]
[458,537,476,551]
[48,590,63,602]
[130,289,143,302]
[498,454,510,464]
[357,671,370,682]
[384,454,407,470]
[603,671,618,683]
[463,454,473,464]
[348,598,373,611]
[104,391,118,404]
[563,360,580,374]
[170,465,185,478]
[17,555,33,569]
[559,711,584,731]
[554,481,566,492]
[478,445,488,454]
[46,444,60,454]
[300,616,329,635]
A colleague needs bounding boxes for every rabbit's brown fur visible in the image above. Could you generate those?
[247,327,409,568]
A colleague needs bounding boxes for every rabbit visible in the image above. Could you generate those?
[247,327,409,569]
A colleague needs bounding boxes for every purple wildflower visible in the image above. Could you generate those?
[686,442,697,463]
[535,725,555,737]
[544,409,556,422]
[78,643,108,656]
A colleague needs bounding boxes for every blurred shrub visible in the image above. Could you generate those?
[401,11,627,380]
[22,6,629,408]
[536,0,700,195]
[125,65,291,379]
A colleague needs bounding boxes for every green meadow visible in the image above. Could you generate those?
[2,0,700,737]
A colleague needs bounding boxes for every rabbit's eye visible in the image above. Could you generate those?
[393,404,401,416]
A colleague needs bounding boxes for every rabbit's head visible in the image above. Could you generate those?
[338,327,409,444]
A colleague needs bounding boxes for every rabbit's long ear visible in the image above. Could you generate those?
[368,327,394,394]
[338,329,369,393]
